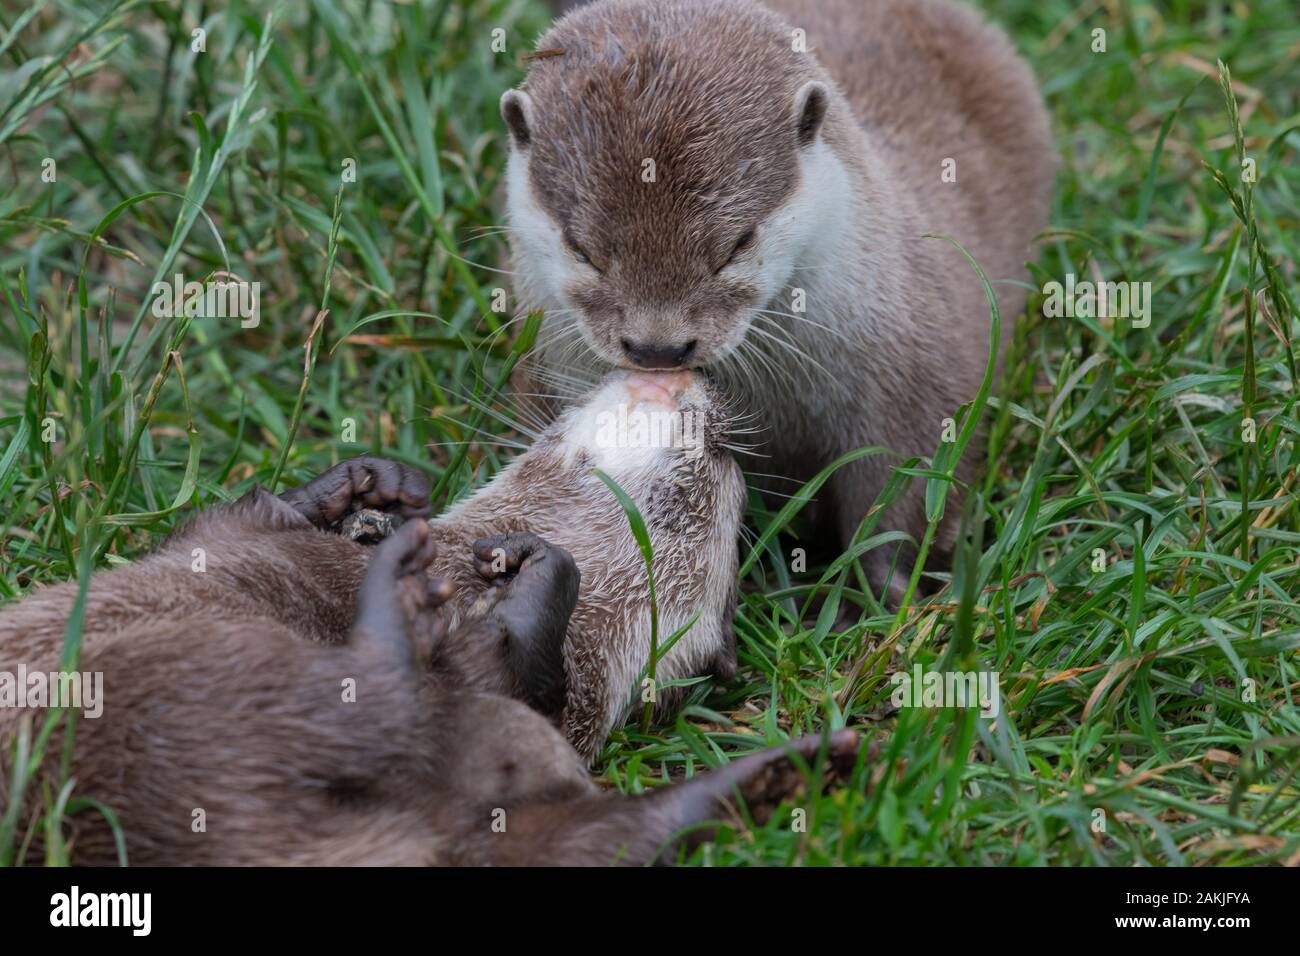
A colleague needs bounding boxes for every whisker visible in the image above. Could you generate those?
[741,469,806,485]
[755,307,851,344]
[443,248,517,277]
[426,438,531,453]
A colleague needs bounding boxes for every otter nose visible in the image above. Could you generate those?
[621,338,697,370]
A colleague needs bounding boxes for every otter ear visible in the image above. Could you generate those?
[793,81,828,147]
[500,89,534,150]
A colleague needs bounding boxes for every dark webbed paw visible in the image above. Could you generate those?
[471,532,579,717]
[280,456,431,531]
[353,519,454,664]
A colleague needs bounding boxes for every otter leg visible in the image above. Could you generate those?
[649,728,861,834]
[161,485,315,546]
[352,519,452,673]
[470,532,578,716]
[828,456,915,608]
[279,456,431,530]
[465,728,860,865]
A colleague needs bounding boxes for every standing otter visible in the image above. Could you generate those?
[500,0,1055,599]
[0,480,857,865]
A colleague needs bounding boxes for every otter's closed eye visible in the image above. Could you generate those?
[717,229,756,272]
[563,229,600,273]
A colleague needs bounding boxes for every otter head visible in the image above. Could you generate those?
[500,0,850,373]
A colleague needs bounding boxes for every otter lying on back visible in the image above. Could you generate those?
[5,370,743,770]
[2,371,841,862]
[0,475,855,864]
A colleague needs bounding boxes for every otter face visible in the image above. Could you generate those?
[500,0,847,374]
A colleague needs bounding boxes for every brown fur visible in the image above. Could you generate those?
[0,487,855,865]
[1,491,424,865]
[8,370,746,769]
[502,0,1055,600]
[266,371,747,763]
[0,372,761,862]
[427,370,747,758]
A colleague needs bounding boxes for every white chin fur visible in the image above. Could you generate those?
[505,150,576,311]
[749,139,855,307]
[706,142,854,360]
[561,381,706,473]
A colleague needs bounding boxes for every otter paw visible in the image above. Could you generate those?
[472,532,557,580]
[280,456,431,530]
[470,532,579,716]
[354,520,452,652]
[725,728,860,825]
[471,533,579,628]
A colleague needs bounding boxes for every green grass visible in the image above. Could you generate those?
[2,0,1298,866]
